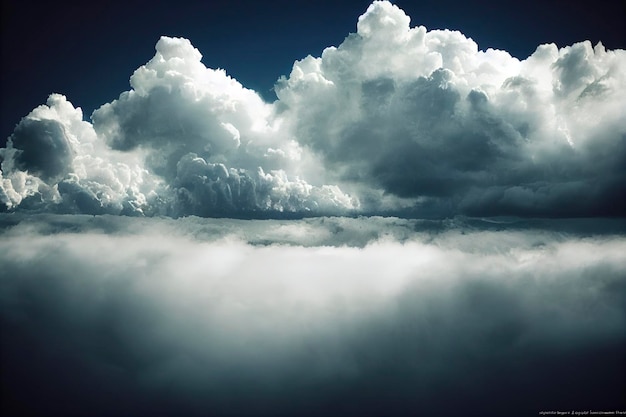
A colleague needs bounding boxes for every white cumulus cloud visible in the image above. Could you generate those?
[276,0,626,217]
[1,37,357,217]
[1,1,624,218]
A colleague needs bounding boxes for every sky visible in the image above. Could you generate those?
[1,1,625,416]
[2,0,624,144]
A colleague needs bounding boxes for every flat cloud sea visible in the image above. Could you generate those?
[1,214,625,416]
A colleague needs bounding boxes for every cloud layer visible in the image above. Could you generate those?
[1,214,625,416]
[1,0,625,218]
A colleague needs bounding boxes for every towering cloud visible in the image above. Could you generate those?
[1,1,624,217]
[276,1,626,217]
[0,38,357,217]
[91,37,357,217]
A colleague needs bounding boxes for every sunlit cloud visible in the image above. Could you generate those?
[1,1,624,218]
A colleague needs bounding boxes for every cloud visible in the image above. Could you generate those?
[1,214,625,416]
[1,1,625,218]
[276,1,626,217]
[0,94,162,215]
[1,5,624,413]
[1,38,357,217]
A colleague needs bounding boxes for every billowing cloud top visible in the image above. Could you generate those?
[2,1,625,218]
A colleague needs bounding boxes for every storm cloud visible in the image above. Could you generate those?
[1,1,624,218]
[1,214,625,416]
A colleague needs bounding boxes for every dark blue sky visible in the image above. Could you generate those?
[1,0,624,145]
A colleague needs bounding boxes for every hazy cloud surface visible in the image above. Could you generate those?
[1,214,625,416]
[1,1,624,218]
